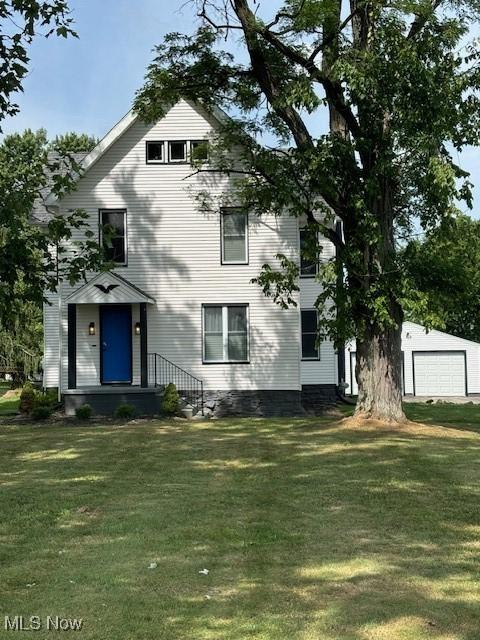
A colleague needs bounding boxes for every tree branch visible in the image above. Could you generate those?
[407,0,443,40]
[232,0,314,149]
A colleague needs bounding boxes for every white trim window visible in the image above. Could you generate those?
[190,140,209,162]
[221,209,248,264]
[146,141,164,163]
[301,309,320,360]
[100,209,127,265]
[168,141,187,162]
[203,305,249,363]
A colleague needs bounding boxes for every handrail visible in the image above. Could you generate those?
[148,353,204,416]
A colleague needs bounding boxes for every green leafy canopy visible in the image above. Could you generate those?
[0,129,106,322]
[134,0,480,346]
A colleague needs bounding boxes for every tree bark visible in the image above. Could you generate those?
[355,310,406,423]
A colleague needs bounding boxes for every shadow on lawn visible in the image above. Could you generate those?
[1,417,480,639]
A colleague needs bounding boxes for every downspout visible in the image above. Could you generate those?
[57,278,62,404]
[56,239,62,404]
[334,219,348,403]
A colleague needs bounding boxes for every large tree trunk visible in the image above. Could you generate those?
[344,196,407,424]
[355,315,406,423]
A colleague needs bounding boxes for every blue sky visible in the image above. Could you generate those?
[3,0,479,212]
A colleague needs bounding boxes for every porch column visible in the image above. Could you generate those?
[140,302,148,387]
[67,304,77,389]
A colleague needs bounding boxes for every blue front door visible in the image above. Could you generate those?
[100,306,132,384]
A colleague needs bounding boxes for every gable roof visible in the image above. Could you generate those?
[32,151,88,225]
[403,321,480,347]
[45,101,231,206]
[66,271,155,305]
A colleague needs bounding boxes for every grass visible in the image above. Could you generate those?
[0,382,20,416]
[1,410,480,639]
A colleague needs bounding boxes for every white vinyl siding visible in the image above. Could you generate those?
[221,210,248,264]
[203,305,248,363]
[46,100,301,392]
[299,227,337,385]
[42,294,60,389]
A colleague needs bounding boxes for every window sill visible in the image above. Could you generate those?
[300,274,318,279]
[202,360,250,365]
[301,357,321,362]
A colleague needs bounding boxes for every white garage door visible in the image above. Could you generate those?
[413,351,466,396]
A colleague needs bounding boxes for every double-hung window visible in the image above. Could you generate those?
[203,305,249,363]
[301,310,320,360]
[100,209,127,265]
[221,209,248,264]
[300,227,318,277]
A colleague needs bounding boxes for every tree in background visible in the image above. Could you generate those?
[135,0,480,423]
[0,301,42,384]
[0,1,76,127]
[50,132,98,154]
[404,216,480,343]
[0,129,106,376]
[0,2,105,383]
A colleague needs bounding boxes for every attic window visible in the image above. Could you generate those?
[191,140,209,162]
[146,142,164,163]
[168,141,186,162]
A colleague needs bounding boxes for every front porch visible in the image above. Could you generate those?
[63,273,204,416]
[65,272,154,392]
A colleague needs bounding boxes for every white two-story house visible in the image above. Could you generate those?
[40,99,340,416]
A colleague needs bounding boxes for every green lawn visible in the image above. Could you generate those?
[0,382,19,416]
[1,411,480,639]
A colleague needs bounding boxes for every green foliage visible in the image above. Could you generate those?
[75,404,93,420]
[114,404,136,419]
[50,132,98,154]
[0,1,76,128]
[30,405,52,420]
[0,129,107,323]
[161,383,180,415]
[134,0,480,353]
[404,215,480,342]
[19,383,35,415]
[0,301,42,383]
[30,391,58,421]
[33,392,55,409]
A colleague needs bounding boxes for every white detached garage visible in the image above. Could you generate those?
[345,321,480,397]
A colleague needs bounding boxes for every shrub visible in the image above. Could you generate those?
[33,392,53,408]
[19,382,35,415]
[31,405,52,420]
[114,403,135,419]
[75,404,93,420]
[44,388,59,406]
[162,383,180,415]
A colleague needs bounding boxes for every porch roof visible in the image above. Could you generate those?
[66,272,155,305]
